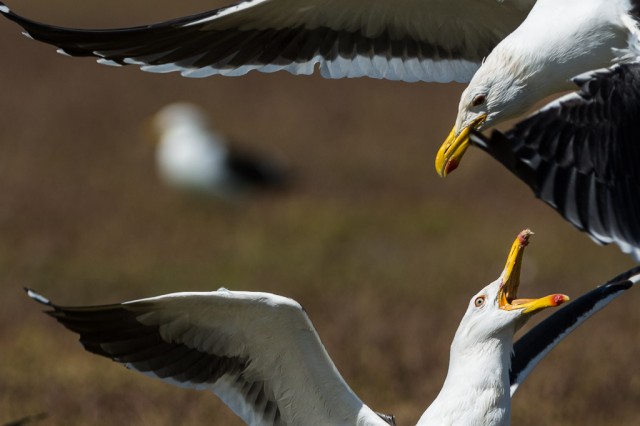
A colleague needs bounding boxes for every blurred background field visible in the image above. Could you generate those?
[0,1,638,425]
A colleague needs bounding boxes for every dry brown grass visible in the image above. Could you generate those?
[0,2,638,425]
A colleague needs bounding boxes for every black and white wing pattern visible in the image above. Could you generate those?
[470,63,640,260]
[0,0,535,83]
[27,289,393,426]
[509,265,640,396]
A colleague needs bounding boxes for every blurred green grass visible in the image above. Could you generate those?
[0,1,638,425]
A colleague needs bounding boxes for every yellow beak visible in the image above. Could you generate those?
[499,230,570,314]
[435,115,487,177]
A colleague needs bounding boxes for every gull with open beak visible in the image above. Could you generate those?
[32,230,630,425]
[418,229,569,424]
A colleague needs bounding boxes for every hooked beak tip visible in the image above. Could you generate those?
[435,115,487,177]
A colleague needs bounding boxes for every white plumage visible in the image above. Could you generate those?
[151,102,288,199]
[436,0,640,175]
[153,103,229,194]
[27,231,639,425]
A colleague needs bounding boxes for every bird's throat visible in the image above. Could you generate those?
[418,334,512,426]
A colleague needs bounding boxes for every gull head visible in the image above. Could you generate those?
[418,230,569,425]
[151,102,211,135]
[435,52,536,177]
[455,230,569,344]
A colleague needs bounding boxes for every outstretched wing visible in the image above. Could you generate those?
[0,0,535,82]
[509,266,640,396]
[471,63,640,260]
[27,288,392,426]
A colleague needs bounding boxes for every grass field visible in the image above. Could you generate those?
[0,2,638,425]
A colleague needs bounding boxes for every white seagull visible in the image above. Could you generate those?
[1,1,640,258]
[151,102,288,199]
[27,231,640,425]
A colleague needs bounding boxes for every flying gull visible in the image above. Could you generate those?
[1,1,639,258]
[26,231,639,425]
[151,102,289,200]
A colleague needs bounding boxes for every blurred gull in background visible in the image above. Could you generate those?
[26,231,639,425]
[151,102,288,200]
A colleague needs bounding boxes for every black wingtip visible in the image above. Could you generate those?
[599,279,633,296]
[0,2,15,20]
[0,2,34,41]
[603,265,640,286]
[598,271,638,295]
[24,288,52,306]
[510,265,638,389]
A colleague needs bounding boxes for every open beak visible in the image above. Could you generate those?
[498,229,570,314]
[435,115,486,177]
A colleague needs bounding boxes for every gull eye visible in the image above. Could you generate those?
[471,94,486,107]
[474,296,486,308]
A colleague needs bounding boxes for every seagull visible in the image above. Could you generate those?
[1,1,640,257]
[150,102,288,199]
[26,230,639,425]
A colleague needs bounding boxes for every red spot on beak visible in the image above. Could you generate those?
[553,294,568,306]
[517,230,532,246]
[445,159,459,174]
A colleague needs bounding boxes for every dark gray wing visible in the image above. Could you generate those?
[0,0,535,83]
[509,266,640,396]
[470,63,640,260]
